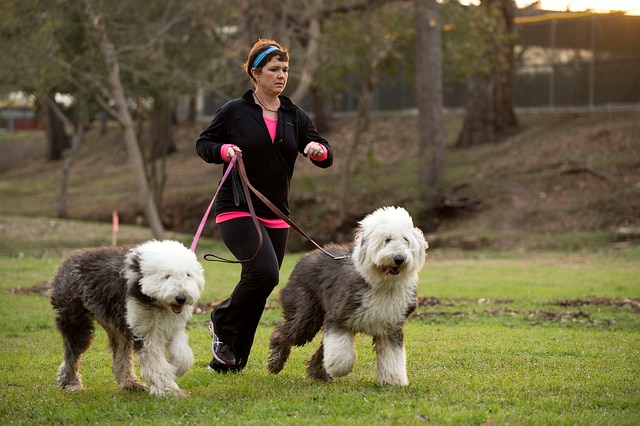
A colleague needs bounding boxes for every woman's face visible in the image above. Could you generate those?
[254,56,289,95]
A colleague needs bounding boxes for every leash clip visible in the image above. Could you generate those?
[331,255,350,261]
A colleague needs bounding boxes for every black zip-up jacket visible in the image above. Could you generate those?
[196,90,333,219]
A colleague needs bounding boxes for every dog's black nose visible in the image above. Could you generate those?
[175,294,187,305]
[394,255,405,266]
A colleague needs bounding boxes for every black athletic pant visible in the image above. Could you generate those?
[212,217,288,370]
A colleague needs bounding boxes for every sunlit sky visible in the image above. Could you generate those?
[462,0,640,14]
[516,0,640,14]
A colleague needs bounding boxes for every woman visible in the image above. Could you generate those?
[196,39,333,373]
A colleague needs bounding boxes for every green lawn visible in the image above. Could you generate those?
[1,243,639,425]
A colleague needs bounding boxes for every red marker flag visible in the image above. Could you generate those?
[112,211,119,233]
[112,211,119,246]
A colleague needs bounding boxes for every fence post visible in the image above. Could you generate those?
[549,19,556,110]
[589,15,596,111]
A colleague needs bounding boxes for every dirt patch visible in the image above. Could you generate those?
[418,296,515,307]
[413,296,639,326]
[7,283,49,296]
[552,296,640,312]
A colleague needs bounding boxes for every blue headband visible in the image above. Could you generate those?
[252,46,280,69]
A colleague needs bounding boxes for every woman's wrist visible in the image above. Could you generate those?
[309,145,328,161]
[220,144,237,162]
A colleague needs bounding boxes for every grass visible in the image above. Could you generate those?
[1,111,639,423]
[1,219,639,425]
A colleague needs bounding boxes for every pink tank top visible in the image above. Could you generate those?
[264,116,277,142]
[215,115,288,228]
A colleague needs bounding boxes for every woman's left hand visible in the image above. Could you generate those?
[304,142,324,157]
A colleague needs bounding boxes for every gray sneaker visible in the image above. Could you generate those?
[208,321,237,366]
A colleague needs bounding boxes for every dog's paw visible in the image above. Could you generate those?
[377,375,408,386]
[57,364,83,392]
[306,363,333,382]
[60,382,84,393]
[167,387,187,398]
[267,347,290,374]
[121,381,149,393]
[149,383,185,398]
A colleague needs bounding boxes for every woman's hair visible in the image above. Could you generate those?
[244,38,289,85]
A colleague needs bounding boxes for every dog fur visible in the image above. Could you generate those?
[267,206,428,386]
[49,240,204,397]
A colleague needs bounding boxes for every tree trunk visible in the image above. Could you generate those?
[494,0,519,135]
[43,93,70,161]
[415,0,446,228]
[310,87,333,133]
[456,74,495,148]
[150,98,177,161]
[187,94,197,124]
[455,0,519,148]
[338,71,374,218]
[57,101,83,219]
[288,0,322,105]
[148,98,175,212]
[84,0,165,240]
[44,95,84,219]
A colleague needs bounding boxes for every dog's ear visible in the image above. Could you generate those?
[413,226,428,250]
[123,249,157,303]
[354,225,368,266]
[194,267,205,292]
[411,226,428,268]
[123,249,142,285]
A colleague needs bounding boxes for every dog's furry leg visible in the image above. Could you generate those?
[57,359,84,393]
[54,308,94,392]
[136,341,184,398]
[373,333,408,386]
[167,330,194,378]
[102,323,148,392]
[267,323,293,374]
[268,299,324,374]
[306,341,332,382]
[322,329,356,379]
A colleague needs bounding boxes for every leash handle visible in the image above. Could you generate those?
[190,156,237,252]
[205,154,264,263]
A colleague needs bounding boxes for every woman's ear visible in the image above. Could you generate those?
[251,68,260,80]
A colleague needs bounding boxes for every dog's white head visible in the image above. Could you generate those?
[352,206,428,285]
[124,240,205,314]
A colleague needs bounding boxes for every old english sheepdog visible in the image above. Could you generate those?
[267,206,428,386]
[49,240,204,397]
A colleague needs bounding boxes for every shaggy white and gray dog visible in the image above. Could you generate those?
[267,206,428,386]
[49,240,204,397]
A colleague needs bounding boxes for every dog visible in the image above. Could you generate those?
[49,240,204,397]
[267,206,428,386]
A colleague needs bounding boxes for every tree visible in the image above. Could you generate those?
[42,93,71,161]
[455,0,519,147]
[415,0,445,229]
[42,96,85,218]
[2,0,232,237]
[0,1,73,161]
[82,0,165,239]
[314,1,413,217]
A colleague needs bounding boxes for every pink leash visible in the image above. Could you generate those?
[190,156,237,252]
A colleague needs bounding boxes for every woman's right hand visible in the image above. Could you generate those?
[226,145,242,160]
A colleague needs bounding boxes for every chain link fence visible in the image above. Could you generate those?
[513,12,640,110]
[340,11,640,113]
